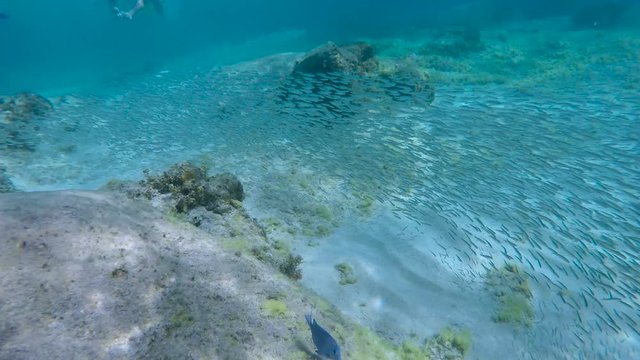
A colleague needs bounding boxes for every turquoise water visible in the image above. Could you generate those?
[2,1,640,359]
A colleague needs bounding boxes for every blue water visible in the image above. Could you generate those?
[2,1,640,359]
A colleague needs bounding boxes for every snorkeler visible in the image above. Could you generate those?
[111,0,163,19]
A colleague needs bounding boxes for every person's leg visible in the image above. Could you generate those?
[114,0,145,19]
[125,0,145,19]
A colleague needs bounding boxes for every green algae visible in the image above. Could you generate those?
[493,294,535,327]
[486,263,535,327]
[251,240,303,280]
[315,225,332,237]
[278,254,303,280]
[398,340,431,360]
[334,262,358,285]
[315,205,333,221]
[110,266,128,279]
[221,237,250,253]
[261,299,288,317]
[348,327,446,360]
[302,224,332,237]
[436,327,473,356]
[168,305,195,332]
[356,194,375,216]
[349,327,398,360]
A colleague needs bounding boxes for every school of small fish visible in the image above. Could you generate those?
[12,54,639,359]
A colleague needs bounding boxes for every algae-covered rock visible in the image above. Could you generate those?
[293,42,378,74]
[142,162,244,214]
[108,162,305,282]
[485,263,534,327]
[0,167,15,193]
[347,325,469,360]
[335,262,358,285]
[261,299,288,317]
[433,327,472,357]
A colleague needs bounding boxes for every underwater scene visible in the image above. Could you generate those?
[1,1,639,359]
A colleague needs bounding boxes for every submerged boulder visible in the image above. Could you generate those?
[293,42,378,74]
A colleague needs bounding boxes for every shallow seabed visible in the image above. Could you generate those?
[2,30,639,360]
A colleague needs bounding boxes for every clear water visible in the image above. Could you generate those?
[2,1,640,359]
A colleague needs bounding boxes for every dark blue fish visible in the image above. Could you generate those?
[0,12,8,20]
[305,313,341,360]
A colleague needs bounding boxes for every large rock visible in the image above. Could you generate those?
[0,189,471,360]
[293,42,378,74]
[0,191,317,359]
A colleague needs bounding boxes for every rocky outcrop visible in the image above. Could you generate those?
[141,162,244,214]
[293,42,378,74]
[0,190,316,360]
[105,162,304,281]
